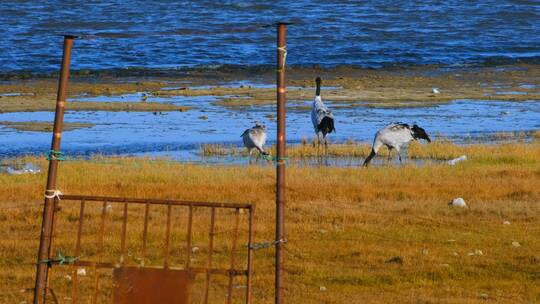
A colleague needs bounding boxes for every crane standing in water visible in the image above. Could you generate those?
[241,122,269,163]
[311,77,336,157]
[363,123,431,167]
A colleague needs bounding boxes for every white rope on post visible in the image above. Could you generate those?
[44,189,63,200]
[277,46,287,70]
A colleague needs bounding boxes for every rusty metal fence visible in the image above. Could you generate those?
[43,195,254,303]
[34,22,289,303]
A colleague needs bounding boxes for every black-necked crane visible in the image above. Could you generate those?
[241,122,269,163]
[311,77,335,156]
[362,123,431,167]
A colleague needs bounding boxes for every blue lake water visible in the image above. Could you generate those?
[0,0,539,74]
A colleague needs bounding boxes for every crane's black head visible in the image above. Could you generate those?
[412,124,431,142]
[315,77,321,96]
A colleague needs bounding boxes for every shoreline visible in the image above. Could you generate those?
[0,63,538,160]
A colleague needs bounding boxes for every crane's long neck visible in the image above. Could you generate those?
[316,80,321,97]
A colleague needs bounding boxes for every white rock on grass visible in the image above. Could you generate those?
[105,203,113,213]
[76,268,86,276]
[512,241,521,248]
[319,286,327,292]
[448,155,467,165]
[468,250,483,256]
[503,220,511,225]
[449,198,468,208]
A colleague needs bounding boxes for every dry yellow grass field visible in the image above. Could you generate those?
[1,142,539,303]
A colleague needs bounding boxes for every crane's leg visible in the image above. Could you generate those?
[316,133,321,161]
[248,149,253,165]
[325,137,331,166]
[362,149,377,167]
[324,136,328,157]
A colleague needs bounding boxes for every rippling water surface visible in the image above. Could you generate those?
[1,0,539,73]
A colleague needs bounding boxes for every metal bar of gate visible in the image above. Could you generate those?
[203,207,216,304]
[142,201,150,266]
[275,22,287,304]
[186,205,193,269]
[227,208,241,304]
[120,202,128,265]
[246,206,255,304]
[33,35,75,304]
[59,194,251,209]
[164,202,172,268]
[71,199,85,304]
[91,201,108,304]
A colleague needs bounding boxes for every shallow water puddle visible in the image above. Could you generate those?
[0,92,539,164]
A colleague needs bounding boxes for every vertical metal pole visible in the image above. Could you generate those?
[275,22,287,304]
[33,35,75,304]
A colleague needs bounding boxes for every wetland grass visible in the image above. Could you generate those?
[1,142,539,303]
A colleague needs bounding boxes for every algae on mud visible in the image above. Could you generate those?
[0,64,538,113]
[0,97,189,113]
[0,121,94,132]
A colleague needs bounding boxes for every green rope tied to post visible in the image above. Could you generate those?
[248,239,287,251]
[46,150,66,161]
[273,156,289,166]
[39,250,79,266]
[262,154,273,162]
[261,154,289,166]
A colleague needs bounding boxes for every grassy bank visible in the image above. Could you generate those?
[201,139,540,163]
[1,142,539,303]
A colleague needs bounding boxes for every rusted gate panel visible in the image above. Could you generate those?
[113,267,194,304]
[42,195,254,304]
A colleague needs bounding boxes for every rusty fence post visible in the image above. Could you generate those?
[275,22,287,304]
[33,35,75,304]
